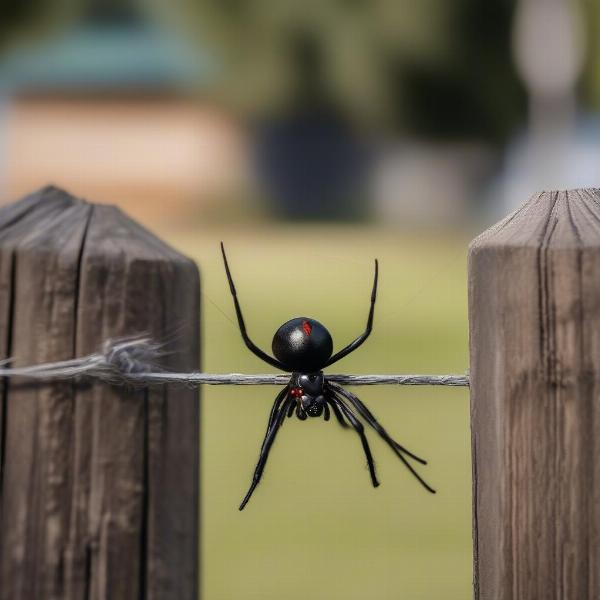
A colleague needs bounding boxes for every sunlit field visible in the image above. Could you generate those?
[165,225,472,600]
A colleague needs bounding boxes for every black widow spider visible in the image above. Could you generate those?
[221,243,435,510]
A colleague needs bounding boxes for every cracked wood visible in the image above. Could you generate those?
[0,187,199,600]
[469,189,600,599]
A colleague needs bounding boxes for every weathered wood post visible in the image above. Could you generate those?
[0,187,200,600]
[469,189,600,599]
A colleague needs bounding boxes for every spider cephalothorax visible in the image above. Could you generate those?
[289,371,326,418]
[221,243,435,510]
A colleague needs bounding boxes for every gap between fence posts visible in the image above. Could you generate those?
[469,189,600,599]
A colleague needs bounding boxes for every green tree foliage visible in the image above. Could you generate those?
[401,1,526,141]
[147,0,525,142]
[0,0,81,52]
[581,0,600,108]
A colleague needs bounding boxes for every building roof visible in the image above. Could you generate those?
[0,24,216,93]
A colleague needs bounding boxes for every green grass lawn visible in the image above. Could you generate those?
[165,224,472,600]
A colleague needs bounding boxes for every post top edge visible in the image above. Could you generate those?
[2,187,198,267]
[470,188,600,250]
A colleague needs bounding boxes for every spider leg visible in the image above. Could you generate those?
[240,397,292,510]
[328,382,427,465]
[323,401,330,421]
[324,259,378,367]
[329,394,379,487]
[259,386,289,451]
[331,388,436,494]
[287,401,295,418]
[220,242,286,370]
[326,396,349,428]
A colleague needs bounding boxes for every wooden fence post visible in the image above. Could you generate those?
[0,187,200,600]
[469,189,600,599]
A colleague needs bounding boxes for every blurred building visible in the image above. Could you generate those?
[0,2,250,228]
[8,0,593,227]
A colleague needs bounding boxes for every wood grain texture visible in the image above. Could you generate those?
[0,187,199,600]
[469,189,600,600]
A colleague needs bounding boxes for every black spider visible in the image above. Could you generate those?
[221,243,435,510]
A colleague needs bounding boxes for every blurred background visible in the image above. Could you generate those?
[0,0,597,598]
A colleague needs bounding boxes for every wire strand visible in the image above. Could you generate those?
[0,337,469,388]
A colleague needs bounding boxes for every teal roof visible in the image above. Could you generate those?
[0,25,216,92]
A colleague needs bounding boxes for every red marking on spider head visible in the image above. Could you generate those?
[302,320,312,336]
[290,387,303,398]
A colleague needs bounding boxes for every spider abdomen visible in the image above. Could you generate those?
[272,317,333,372]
